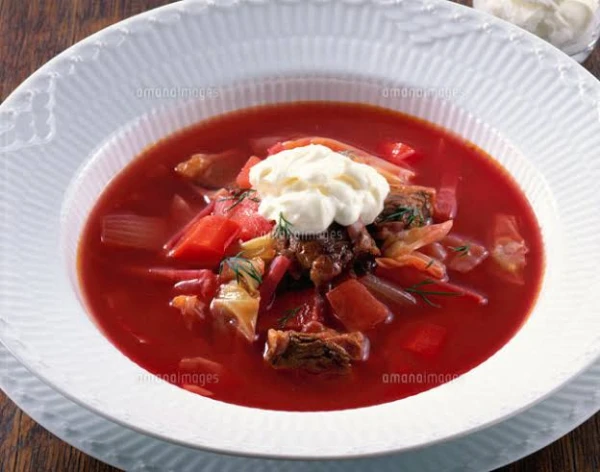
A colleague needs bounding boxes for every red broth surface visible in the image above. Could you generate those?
[78,102,544,411]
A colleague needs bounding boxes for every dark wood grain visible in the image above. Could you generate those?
[0,0,598,471]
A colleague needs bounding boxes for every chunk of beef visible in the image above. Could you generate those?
[276,224,378,286]
[174,149,247,188]
[277,225,353,286]
[264,328,368,373]
[347,221,380,258]
[376,184,436,229]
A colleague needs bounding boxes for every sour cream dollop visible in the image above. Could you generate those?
[474,0,599,56]
[249,144,390,234]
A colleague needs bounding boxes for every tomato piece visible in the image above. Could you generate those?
[379,141,417,165]
[235,156,262,189]
[168,215,241,267]
[278,293,325,331]
[327,279,390,331]
[401,322,447,357]
[214,195,273,241]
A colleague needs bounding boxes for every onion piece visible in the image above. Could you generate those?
[127,267,215,282]
[421,242,448,262]
[173,277,219,301]
[359,274,417,306]
[218,256,265,294]
[380,220,454,257]
[376,252,447,280]
[239,234,277,261]
[490,214,528,284]
[170,295,209,330]
[210,281,260,342]
[249,136,287,155]
[433,280,488,305]
[101,214,166,250]
[178,356,224,374]
[435,170,459,220]
[170,194,196,228]
[443,234,489,273]
[260,255,292,309]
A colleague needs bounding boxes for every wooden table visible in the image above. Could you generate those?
[1,0,598,470]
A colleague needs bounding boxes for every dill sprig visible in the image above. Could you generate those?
[381,206,422,226]
[405,279,460,308]
[219,253,263,286]
[451,245,470,257]
[425,258,435,269]
[277,306,301,329]
[272,212,294,239]
[218,189,260,212]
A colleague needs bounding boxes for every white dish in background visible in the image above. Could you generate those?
[1,0,600,459]
[1,341,598,471]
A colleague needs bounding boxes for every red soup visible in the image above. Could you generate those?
[79,102,544,411]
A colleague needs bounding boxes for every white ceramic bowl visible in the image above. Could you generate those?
[1,0,600,459]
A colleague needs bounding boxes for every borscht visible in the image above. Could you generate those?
[78,102,544,411]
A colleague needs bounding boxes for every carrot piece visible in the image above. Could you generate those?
[267,142,285,155]
[235,156,262,189]
[402,322,447,357]
[163,200,216,252]
[168,215,241,267]
[278,136,416,181]
[327,279,390,332]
